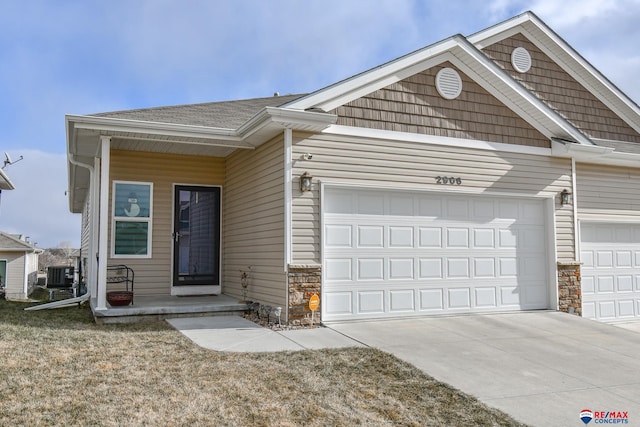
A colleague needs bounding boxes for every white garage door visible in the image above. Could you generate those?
[581,223,640,321]
[323,188,549,321]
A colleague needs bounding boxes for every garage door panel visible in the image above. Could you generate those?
[474,258,496,277]
[419,227,443,248]
[597,276,614,293]
[324,189,549,321]
[389,258,414,280]
[583,301,596,318]
[617,275,633,292]
[389,195,414,216]
[524,284,547,306]
[616,251,633,267]
[325,224,353,247]
[581,223,640,322]
[475,287,498,307]
[500,286,521,306]
[447,258,470,278]
[358,258,384,280]
[419,197,442,216]
[419,258,443,278]
[446,199,470,219]
[358,194,384,215]
[325,292,353,315]
[389,226,414,248]
[358,291,385,313]
[325,258,352,281]
[473,229,495,248]
[419,289,444,310]
[618,299,635,318]
[358,225,384,247]
[448,288,471,309]
[599,301,616,319]
[389,290,415,312]
[447,228,469,248]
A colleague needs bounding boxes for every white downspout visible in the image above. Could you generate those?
[571,157,579,261]
[89,158,99,301]
[68,149,95,300]
[284,128,293,323]
[96,136,111,310]
[22,254,28,299]
[284,128,293,269]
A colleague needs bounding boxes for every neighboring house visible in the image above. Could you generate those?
[0,232,42,300]
[66,11,640,324]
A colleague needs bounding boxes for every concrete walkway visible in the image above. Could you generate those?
[167,316,364,352]
[170,312,640,426]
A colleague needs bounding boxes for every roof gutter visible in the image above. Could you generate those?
[0,168,15,190]
[551,138,640,167]
[66,114,245,143]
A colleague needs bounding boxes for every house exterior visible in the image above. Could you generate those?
[66,11,640,324]
[0,232,42,300]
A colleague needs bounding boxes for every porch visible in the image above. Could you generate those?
[91,294,248,324]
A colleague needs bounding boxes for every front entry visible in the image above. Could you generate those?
[172,185,221,295]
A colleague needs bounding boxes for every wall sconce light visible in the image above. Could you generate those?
[300,172,313,192]
[560,189,572,206]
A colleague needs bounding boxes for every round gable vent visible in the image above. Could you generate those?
[511,47,532,73]
[435,67,462,100]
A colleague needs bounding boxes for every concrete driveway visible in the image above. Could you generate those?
[329,311,640,427]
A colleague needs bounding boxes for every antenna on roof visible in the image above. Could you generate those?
[274,92,280,97]
[3,152,23,169]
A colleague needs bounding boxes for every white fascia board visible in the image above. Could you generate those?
[284,37,461,111]
[324,125,552,157]
[66,114,243,143]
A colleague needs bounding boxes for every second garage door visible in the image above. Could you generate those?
[581,223,640,322]
[323,188,550,321]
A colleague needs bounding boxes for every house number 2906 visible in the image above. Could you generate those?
[436,176,462,185]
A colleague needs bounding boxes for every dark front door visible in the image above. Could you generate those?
[173,185,221,286]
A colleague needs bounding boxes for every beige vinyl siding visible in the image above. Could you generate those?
[224,136,286,309]
[332,61,549,148]
[483,34,640,143]
[291,132,574,263]
[109,149,225,296]
[2,252,26,300]
[577,163,640,218]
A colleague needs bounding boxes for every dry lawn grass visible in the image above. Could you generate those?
[0,292,526,426]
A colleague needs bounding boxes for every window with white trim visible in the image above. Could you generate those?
[111,181,153,258]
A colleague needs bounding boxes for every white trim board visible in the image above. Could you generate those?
[322,125,552,157]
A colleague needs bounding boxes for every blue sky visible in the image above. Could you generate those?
[0,0,639,248]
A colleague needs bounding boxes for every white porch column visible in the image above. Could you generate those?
[88,158,100,300]
[284,128,293,269]
[96,136,111,310]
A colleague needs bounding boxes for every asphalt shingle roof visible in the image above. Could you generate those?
[0,231,37,251]
[91,94,306,129]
